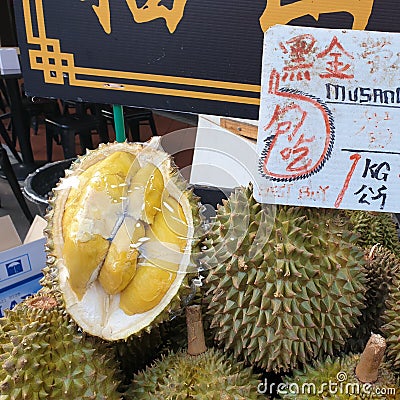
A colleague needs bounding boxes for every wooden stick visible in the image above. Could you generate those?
[186,305,207,356]
[355,334,386,383]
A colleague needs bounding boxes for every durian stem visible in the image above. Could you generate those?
[26,295,57,310]
[355,334,386,383]
[186,305,207,356]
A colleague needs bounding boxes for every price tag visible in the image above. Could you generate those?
[254,25,400,213]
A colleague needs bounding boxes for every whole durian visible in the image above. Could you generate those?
[347,245,400,353]
[127,348,263,400]
[115,327,165,384]
[126,305,263,399]
[0,293,122,399]
[44,140,202,341]
[204,185,366,373]
[281,334,399,399]
[347,210,400,256]
[382,278,400,373]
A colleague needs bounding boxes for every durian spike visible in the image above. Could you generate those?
[186,305,207,356]
[355,333,386,383]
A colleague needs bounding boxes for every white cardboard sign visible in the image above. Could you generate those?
[254,25,400,213]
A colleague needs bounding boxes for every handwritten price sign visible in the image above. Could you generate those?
[254,25,400,213]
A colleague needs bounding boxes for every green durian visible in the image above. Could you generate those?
[126,305,263,399]
[204,185,366,373]
[0,293,122,399]
[382,278,400,373]
[347,210,400,256]
[126,348,263,400]
[347,245,400,353]
[115,327,165,385]
[281,335,399,399]
[43,141,203,341]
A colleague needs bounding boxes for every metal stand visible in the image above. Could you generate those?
[0,142,33,223]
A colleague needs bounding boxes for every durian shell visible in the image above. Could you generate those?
[114,326,165,385]
[346,245,400,353]
[281,354,400,399]
[45,140,199,341]
[347,210,400,256]
[204,185,366,373]
[126,348,264,399]
[0,293,122,399]
[382,278,400,373]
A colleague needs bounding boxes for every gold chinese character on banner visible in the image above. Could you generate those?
[259,0,375,32]
[93,0,188,35]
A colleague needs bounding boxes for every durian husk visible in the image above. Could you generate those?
[0,292,122,399]
[281,353,400,399]
[114,326,166,385]
[346,245,400,353]
[44,141,200,341]
[204,185,366,373]
[347,210,400,256]
[382,278,400,373]
[126,297,263,399]
[126,348,264,399]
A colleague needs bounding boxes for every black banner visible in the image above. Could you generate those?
[13,0,398,119]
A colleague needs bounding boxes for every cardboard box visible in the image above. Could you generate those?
[0,215,47,317]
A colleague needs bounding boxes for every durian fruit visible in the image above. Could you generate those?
[0,293,122,399]
[128,348,263,400]
[126,305,263,400]
[281,334,400,399]
[204,185,366,373]
[382,278,400,373]
[347,245,400,353]
[45,141,200,341]
[347,210,400,256]
[114,326,166,384]
[115,283,210,382]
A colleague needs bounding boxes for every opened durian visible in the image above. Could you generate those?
[126,305,263,400]
[347,245,400,353]
[45,141,199,341]
[204,185,366,373]
[382,278,400,373]
[0,293,122,399]
[281,334,400,399]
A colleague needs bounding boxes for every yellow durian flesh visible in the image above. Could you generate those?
[119,194,189,314]
[50,141,194,341]
[62,234,110,300]
[130,163,164,224]
[62,151,138,300]
[119,263,177,315]
[98,221,145,295]
[156,194,188,250]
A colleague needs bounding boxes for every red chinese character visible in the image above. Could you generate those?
[317,36,354,79]
[280,34,316,82]
[260,70,334,182]
[263,103,316,174]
